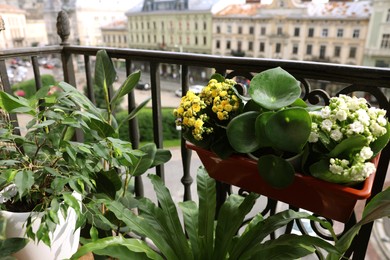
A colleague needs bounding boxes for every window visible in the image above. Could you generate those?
[195,22,198,30]
[237,41,242,51]
[238,26,243,34]
[161,21,164,29]
[319,45,326,59]
[380,34,390,49]
[216,26,221,34]
[322,29,328,37]
[337,29,343,38]
[308,28,314,37]
[204,36,207,45]
[277,27,283,35]
[248,41,253,51]
[353,29,360,39]
[195,36,198,45]
[261,27,266,35]
[204,22,207,30]
[226,40,231,49]
[386,9,390,22]
[349,47,357,58]
[249,26,254,34]
[294,27,300,37]
[306,44,312,55]
[216,40,220,49]
[292,44,298,54]
[275,43,281,53]
[259,42,265,52]
[227,25,232,33]
[334,46,341,57]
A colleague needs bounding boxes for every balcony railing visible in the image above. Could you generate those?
[1,11,390,259]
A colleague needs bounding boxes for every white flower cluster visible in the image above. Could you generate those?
[309,95,388,181]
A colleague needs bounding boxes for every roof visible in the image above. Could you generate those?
[214,0,371,19]
[101,20,127,30]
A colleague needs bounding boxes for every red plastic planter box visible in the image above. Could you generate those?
[187,142,378,223]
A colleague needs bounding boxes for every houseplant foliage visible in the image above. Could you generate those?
[0,216,28,257]
[71,166,390,260]
[174,67,389,188]
[0,49,171,247]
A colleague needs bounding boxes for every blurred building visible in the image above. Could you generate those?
[101,20,128,48]
[0,4,27,48]
[125,0,222,54]
[213,0,371,65]
[363,0,390,68]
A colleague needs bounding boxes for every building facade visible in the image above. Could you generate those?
[101,20,128,48]
[125,0,221,54]
[213,0,370,65]
[0,4,27,49]
[363,0,390,68]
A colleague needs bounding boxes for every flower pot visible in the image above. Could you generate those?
[187,142,379,223]
[0,193,81,260]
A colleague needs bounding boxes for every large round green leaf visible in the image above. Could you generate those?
[265,108,311,154]
[255,111,273,148]
[249,67,301,110]
[258,155,295,188]
[227,111,261,153]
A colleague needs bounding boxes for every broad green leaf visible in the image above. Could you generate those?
[0,91,35,114]
[197,167,216,260]
[328,135,367,158]
[258,155,295,188]
[130,143,157,176]
[210,73,225,83]
[213,193,259,260]
[149,174,192,259]
[265,107,311,154]
[95,169,122,198]
[178,201,200,260]
[247,234,338,260]
[87,117,116,138]
[255,111,273,148]
[14,170,34,199]
[290,98,308,108]
[249,67,301,110]
[95,50,116,111]
[105,200,178,260]
[370,122,390,156]
[150,149,172,167]
[111,70,141,106]
[0,237,29,257]
[227,111,261,153]
[327,187,390,260]
[71,236,163,260]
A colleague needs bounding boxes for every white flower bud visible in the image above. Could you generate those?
[359,146,373,160]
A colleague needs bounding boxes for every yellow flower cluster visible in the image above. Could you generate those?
[199,78,241,121]
[174,78,242,141]
[173,90,212,140]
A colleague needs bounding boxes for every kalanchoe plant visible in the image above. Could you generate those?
[308,94,390,184]
[0,49,171,246]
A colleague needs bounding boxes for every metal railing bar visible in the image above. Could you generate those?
[0,46,62,58]
[84,55,95,104]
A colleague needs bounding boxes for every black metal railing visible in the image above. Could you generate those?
[1,12,389,259]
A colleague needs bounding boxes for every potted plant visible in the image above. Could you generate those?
[174,67,390,222]
[0,50,171,258]
[70,166,390,260]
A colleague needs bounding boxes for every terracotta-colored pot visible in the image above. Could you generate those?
[187,142,378,223]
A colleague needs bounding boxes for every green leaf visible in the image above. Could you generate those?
[178,201,200,260]
[227,111,261,153]
[95,50,117,111]
[255,111,274,148]
[265,107,311,154]
[258,155,295,188]
[328,135,367,158]
[248,234,338,260]
[0,237,29,257]
[105,200,178,259]
[249,67,301,110]
[150,149,172,167]
[213,193,259,260]
[71,236,163,260]
[196,166,216,259]
[0,91,35,114]
[118,97,151,131]
[95,169,122,198]
[111,70,141,106]
[87,117,116,138]
[14,170,35,199]
[149,174,192,259]
[327,187,390,260]
[131,143,157,177]
[370,122,390,156]
[210,73,225,82]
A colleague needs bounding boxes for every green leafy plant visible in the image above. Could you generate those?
[174,68,390,188]
[71,166,390,259]
[0,216,28,258]
[0,49,171,247]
